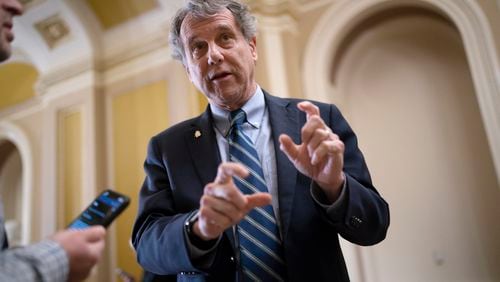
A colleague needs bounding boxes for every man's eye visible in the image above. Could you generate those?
[192,43,203,52]
[220,33,233,42]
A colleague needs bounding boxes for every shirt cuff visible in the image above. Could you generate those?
[310,179,347,213]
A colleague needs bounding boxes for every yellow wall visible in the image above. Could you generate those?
[58,111,82,228]
[112,80,168,279]
[0,63,38,111]
[85,0,157,29]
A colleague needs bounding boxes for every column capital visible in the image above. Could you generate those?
[255,12,298,34]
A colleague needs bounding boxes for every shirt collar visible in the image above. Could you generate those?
[210,86,265,136]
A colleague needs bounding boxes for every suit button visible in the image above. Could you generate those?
[350,216,362,228]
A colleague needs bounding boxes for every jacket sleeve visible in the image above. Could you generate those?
[322,103,390,246]
[0,240,69,281]
[131,136,197,275]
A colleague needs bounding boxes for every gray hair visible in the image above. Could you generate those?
[169,0,257,65]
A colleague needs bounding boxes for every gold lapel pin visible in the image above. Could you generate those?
[194,130,202,138]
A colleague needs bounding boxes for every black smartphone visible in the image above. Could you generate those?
[67,189,130,229]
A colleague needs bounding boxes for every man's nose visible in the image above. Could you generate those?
[4,0,24,16]
[207,44,223,66]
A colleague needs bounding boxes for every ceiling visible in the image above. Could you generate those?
[5,0,184,74]
[0,0,188,110]
[85,0,158,29]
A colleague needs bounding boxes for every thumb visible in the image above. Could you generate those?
[81,225,106,243]
[87,238,106,260]
[279,134,299,161]
[246,192,272,209]
[215,162,249,184]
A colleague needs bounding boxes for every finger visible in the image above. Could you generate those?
[301,115,327,145]
[214,162,249,184]
[246,192,272,209]
[197,208,223,239]
[199,204,232,229]
[81,226,106,242]
[86,238,106,261]
[311,139,345,166]
[204,183,247,209]
[297,101,320,118]
[279,134,299,161]
[306,127,331,157]
[201,195,244,224]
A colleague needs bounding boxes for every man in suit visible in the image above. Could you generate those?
[132,0,390,281]
[0,0,107,281]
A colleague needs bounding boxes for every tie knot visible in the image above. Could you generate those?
[230,109,247,127]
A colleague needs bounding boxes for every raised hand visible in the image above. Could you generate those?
[51,225,106,282]
[279,101,345,202]
[194,162,272,240]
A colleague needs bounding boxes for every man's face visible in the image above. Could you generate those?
[0,0,22,62]
[180,8,258,111]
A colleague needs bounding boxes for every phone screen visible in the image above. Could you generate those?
[68,189,130,229]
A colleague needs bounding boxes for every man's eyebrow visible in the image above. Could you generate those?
[186,24,235,45]
[215,24,233,33]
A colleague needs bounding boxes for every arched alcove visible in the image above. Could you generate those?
[303,0,500,182]
[303,1,500,281]
[0,140,23,246]
[0,122,33,246]
[335,7,499,281]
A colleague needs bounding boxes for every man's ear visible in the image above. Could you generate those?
[249,36,258,61]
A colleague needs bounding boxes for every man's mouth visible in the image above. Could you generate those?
[210,72,232,81]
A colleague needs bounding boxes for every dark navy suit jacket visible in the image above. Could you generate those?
[132,93,390,281]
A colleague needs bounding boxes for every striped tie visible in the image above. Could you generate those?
[228,109,286,281]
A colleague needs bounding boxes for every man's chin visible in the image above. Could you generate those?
[210,94,243,110]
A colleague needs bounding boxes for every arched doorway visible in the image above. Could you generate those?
[303,1,500,281]
[0,140,23,246]
[333,8,500,281]
[0,122,33,246]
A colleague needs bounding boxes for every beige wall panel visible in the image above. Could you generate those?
[58,111,82,228]
[335,10,500,281]
[112,80,168,280]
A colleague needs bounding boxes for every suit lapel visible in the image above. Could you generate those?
[265,93,300,241]
[185,107,221,190]
[184,107,237,250]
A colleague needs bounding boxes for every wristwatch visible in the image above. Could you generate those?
[185,211,199,238]
[184,211,218,248]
